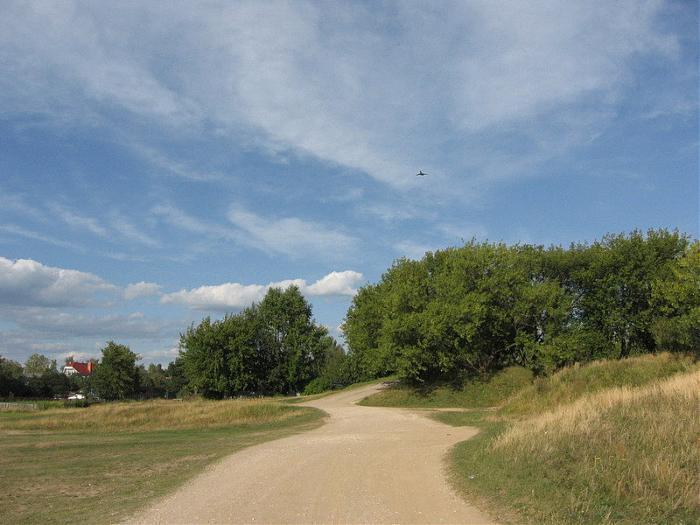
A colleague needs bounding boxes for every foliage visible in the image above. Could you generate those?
[24,353,56,376]
[651,241,700,354]
[343,229,693,383]
[0,356,28,397]
[92,342,140,400]
[179,286,340,397]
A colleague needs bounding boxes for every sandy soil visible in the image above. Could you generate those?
[126,383,496,524]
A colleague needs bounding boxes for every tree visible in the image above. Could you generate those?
[93,342,140,400]
[24,354,56,376]
[0,356,27,397]
[179,286,337,397]
[651,241,700,354]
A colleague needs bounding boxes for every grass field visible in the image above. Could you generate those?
[0,398,325,524]
[363,352,700,524]
[358,366,533,409]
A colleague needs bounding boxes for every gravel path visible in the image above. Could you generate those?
[127,383,496,524]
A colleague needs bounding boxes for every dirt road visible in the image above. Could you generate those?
[127,384,495,524]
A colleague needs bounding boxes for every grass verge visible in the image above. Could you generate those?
[0,399,325,524]
[358,366,533,409]
[426,354,700,525]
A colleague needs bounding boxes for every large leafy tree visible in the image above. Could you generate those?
[179,285,335,397]
[343,229,693,383]
[651,241,700,354]
[93,342,140,400]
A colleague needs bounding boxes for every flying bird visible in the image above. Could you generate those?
[416,170,428,176]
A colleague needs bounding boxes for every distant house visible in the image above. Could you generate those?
[63,361,94,377]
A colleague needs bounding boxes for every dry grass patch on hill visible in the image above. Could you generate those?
[502,352,697,417]
[494,370,700,520]
[448,365,700,524]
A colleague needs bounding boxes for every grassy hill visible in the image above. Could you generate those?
[363,353,700,524]
[358,366,534,409]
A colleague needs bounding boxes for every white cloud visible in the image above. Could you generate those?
[0,256,115,307]
[161,270,363,311]
[124,281,162,300]
[0,1,684,193]
[162,280,302,311]
[305,271,363,296]
[228,207,357,258]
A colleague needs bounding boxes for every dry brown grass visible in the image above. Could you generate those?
[0,398,301,432]
[491,370,700,521]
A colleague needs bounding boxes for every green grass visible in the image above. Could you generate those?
[430,354,700,525]
[283,376,395,404]
[358,366,533,408]
[502,352,698,416]
[0,401,325,524]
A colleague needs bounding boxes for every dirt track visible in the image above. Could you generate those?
[127,383,496,524]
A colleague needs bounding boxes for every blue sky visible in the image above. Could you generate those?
[0,1,697,365]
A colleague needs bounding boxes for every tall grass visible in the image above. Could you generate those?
[502,352,698,416]
[491,370,700,523]
[0,398,304,432]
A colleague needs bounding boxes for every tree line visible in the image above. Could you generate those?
[3,229,696,400]
[343,229,699,383]
[0,286,349,400]
[0,344,187,400]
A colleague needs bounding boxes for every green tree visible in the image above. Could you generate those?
[651,241,700,354]
[179,286,336,397]
[93,342,140,400]
[569,229,688,357]
[24,353,56,376]
[0,356,27,397]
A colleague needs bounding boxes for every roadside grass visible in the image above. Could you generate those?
[502,352,698,417]
[361,352,699,524]
[447,369,700,524]
[283,376,396,404]
[358,366,533,409]
[0,399,325,524]
[427,354,700,524]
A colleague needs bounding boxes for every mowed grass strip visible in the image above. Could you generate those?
[358,366,533,409]
[0,399,325,525]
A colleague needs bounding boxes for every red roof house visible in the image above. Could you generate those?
[63,361,94,377]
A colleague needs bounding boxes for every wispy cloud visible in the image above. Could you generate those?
[0,1,684,194]
[51,204,108,238]
[110,213,160,248]
[227,206,357,258]
[123,281,162,300]
[132,144,223,182]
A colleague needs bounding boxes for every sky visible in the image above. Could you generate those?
[0,0,698,366]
